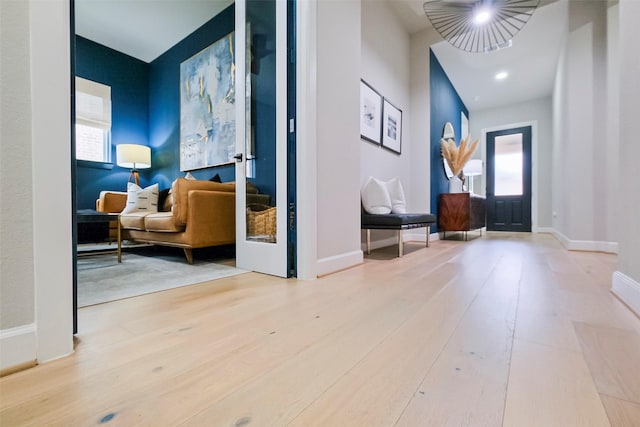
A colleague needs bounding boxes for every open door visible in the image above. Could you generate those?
[234,0,289,277]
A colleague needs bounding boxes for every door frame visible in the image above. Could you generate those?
[480,120,539,231]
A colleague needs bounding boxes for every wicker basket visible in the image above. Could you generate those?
[247,204,276,238]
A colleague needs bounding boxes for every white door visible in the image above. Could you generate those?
[234,0,288,277]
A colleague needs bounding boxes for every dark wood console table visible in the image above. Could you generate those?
[438,193,486,240]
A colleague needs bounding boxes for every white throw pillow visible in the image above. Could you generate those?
[361,176,392,214]
[385,176,407,214]
[122,182,159,214]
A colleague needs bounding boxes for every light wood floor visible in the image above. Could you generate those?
[2,232,640,426]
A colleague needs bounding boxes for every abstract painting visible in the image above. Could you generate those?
[180,32,235,171]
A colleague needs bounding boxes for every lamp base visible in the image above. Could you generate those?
[128,170,140,186]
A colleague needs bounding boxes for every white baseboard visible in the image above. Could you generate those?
[361,236,398,253]
[0,324,37,371]
[317,249,363,277]
[611,271,640,317]
[534,227,554,233]
[362,229,439,251]
[552,229,618,254]
[404,230,440,243]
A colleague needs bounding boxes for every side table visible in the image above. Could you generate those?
[438,193,486,240]
[76,209,119,247]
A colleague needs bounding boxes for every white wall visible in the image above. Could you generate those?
[359,0,411,249]
[470,97,554,229]
[0,0,74,371]
[409,28,441,216]
[0,0,37,370]
[605,2,620,251]
[1,0,36,330]
[612,0,640,314]
[360,0,410,197]
[359,2,442,251]
[315,0,363,275]
[551,0,616,252]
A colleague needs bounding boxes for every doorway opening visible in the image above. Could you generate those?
[486,126,532,232]
[71,0,296,332]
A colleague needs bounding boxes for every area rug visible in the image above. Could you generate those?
[77,245,248,307]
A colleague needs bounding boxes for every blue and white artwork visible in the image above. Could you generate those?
[180,32,235,171]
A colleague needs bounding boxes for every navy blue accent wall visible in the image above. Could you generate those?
[148,3,276,203]
[76,4,276,207]
[75,36,150,208]
[429,50,469,231]
[148,6,236,191]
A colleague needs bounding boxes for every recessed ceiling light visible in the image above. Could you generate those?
[495,71,509,80]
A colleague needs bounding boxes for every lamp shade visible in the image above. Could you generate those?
[116,144,151,169]
[463,159,483,176]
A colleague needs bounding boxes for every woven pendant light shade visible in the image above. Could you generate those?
[423,0,540,53]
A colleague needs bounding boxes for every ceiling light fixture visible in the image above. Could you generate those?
[495,71,509,80]
[423,0,540,53]
[473,9,491,25]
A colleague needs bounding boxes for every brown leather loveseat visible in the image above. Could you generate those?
[97,177,269,263]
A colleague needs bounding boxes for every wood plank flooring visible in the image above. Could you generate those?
[2,232,640,426]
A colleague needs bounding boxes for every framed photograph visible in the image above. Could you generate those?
[180,32,235,171]
[360,79,383,145]
[381,98,402,154]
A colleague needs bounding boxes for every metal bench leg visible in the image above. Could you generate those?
[426,225,430,247]
[367,229,371,255]
[398,230,403,257]
[117,216,122,263]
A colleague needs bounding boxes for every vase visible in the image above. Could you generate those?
[448,175,463,193]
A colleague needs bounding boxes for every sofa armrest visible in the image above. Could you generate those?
[96,191,127,213]
[183,190,236,245]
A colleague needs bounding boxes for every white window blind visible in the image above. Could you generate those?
[76,77,111,129]
[75,77,111,162]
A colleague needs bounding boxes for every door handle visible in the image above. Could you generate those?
[233,153,243,162]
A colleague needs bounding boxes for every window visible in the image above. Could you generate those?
[494,133,523,196]
[75,77,111,163]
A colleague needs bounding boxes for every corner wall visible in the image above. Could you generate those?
[551,0,617,252]
[1,0,74,371]
[75,36,150,207]
[360,0,410,194]
[410,27,443,230]
[315,0,363,275]
[1,0,37,369]
[359,0,413,249]
[470,96,554,229]
[148,5,236,191]
[429,50,469,231]
[612,0,640,315]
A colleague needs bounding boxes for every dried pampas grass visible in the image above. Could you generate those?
[440,135,479,177]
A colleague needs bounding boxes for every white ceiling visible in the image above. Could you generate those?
[391,0,567,111]
[75,0,567,112]
[75,0,233,63]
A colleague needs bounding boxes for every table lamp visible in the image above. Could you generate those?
[116,144,151,186]
[463,159,483,193]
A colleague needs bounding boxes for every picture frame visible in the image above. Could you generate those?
[381,98,402,154]
[359,79,383,145]
[179,31,235,171]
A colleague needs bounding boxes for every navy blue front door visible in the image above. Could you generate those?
[486,126,532,232]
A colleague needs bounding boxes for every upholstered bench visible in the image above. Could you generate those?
[361,212,436,257]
